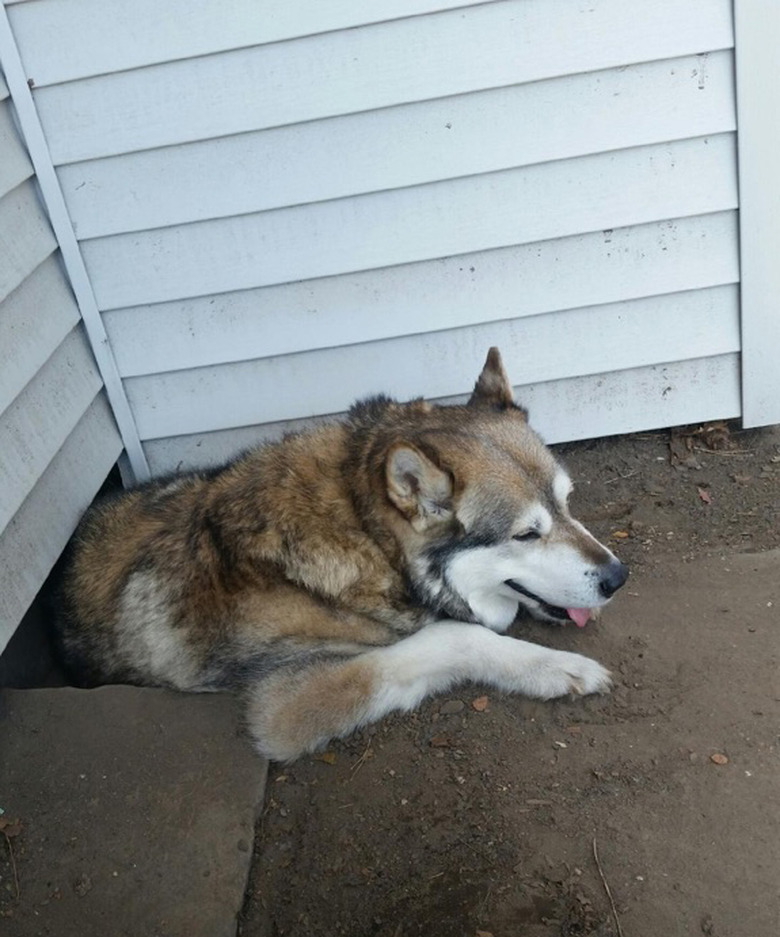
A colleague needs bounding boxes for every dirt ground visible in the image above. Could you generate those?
[240,420,780,937]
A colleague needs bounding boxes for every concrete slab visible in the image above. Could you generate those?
[0,686,267,936]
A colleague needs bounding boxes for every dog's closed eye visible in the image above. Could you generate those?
[512,530,541,542]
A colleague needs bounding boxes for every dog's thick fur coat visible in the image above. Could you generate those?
[58,350,627,760]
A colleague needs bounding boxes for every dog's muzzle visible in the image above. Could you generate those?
[503,579,572,622]
[505,558,629,624]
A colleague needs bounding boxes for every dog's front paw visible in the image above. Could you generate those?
[531,649,612,699]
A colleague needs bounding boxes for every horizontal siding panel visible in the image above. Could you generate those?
[34,0,734,164]
[0,325,103,532]
[516,353,741,445]
[142,354,741,476]
[106,211,740,378]
[145,417,335,477]
[0,178,57,304]
[84,135,738,311]
[0,97,33,200]
[0,254,81,406]
[126,284,740,441]
[61,51,736,239]
[0,393,122,649]
[7,0,484,87]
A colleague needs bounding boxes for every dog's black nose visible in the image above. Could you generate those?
[598,560,629,598]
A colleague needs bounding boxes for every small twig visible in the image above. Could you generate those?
[350,738,373,776]
[477,883,494,916]
[2,831,20,901]
[605,470,638,484]
[592,837,623,937]
[692,447,754,456]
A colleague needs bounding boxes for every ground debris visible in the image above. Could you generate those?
[0,818,21,839]
[0,817,22,902]
[73,873,93,897]
[242,423,780,937]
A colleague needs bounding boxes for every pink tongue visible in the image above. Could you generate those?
[567,607,591,628]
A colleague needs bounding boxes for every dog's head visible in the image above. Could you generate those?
[382,348,628,630]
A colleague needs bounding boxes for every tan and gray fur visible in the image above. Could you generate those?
[57,349,628,761]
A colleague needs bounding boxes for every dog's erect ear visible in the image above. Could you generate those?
[468,347,516,410]
[386,443,453,531]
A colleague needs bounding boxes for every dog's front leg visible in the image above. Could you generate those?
[246,622,610,761]
[362,622,611,715]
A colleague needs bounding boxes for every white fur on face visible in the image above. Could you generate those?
[512,503,553,538]
[552,471,573,507]
[446,518,617,628]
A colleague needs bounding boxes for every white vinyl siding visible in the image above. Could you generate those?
[104,212,740,378]
[125,284,740,441]
[0,75,122,649]
[144,354,741,478]
[3,0,742,479]
[60,51,737,242]
[81,134,737,311]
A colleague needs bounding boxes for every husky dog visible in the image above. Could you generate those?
[58,349,627,760]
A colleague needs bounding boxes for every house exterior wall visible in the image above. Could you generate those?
[0,72,122,650]
[4,0,744,479]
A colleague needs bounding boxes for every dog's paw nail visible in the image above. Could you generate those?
[563,657,611,697]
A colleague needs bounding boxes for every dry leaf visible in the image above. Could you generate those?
[429,735,453,748]
[697,487,713,505]
[698,420,732,450]
[0,817,21,837]
[710,753,729,765]
[315,751,337,765]
[612,530,629,539]
[471,695,489,712]
[669,426,698,467]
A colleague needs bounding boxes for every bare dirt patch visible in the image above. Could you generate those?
[240,422,780,937]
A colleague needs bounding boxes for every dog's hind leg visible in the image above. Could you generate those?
[245,622,611,761]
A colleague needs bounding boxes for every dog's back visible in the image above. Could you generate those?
[58,419,409,689]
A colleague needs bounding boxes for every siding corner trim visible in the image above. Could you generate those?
[0,6,150,482]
